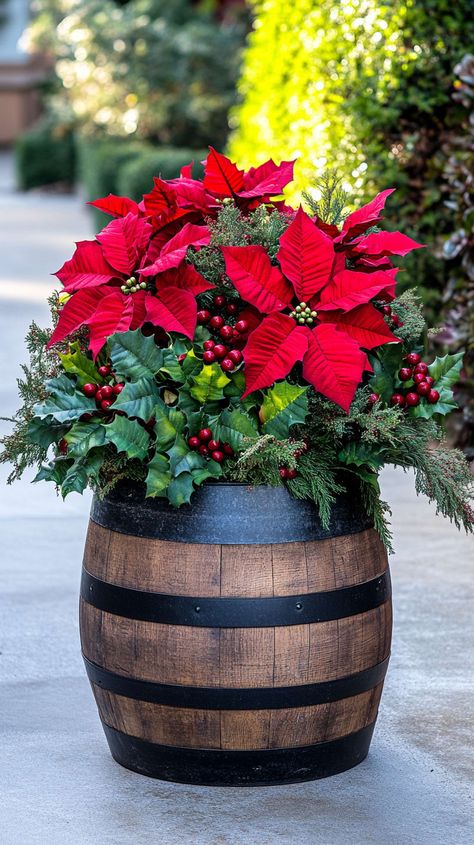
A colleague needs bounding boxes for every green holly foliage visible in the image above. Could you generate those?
[109,330,165,380]
[104,416,151,460]
[190,363,231,403]
[58,343,103,387]
[260,383,309,438]
[111,377,161,421]
[34,375,97,423]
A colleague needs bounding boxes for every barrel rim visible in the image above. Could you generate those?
[101,722,376,785]
[91,478,374,544]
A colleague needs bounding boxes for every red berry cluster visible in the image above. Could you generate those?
[381,304,403,329]
[197,294,249,374]
[390,352,439,409]
[278,440,309,480]
[188,428,234,463]
[82,365,125,413]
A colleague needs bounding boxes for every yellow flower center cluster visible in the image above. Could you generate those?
[289,302,317,326]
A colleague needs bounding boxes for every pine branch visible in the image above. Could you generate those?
[302,171,349,225]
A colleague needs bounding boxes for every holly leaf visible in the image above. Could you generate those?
[109,329,164,380]
[64,422,106,457]
[428,353,464,391]
[34,374,97,424]
[260,383,309,438]
[409,387,458,419]
[112,377,161,421]
[145,452,172,498]
[181,349,204,379]
[60,451,104,497]
[104,415,150,459]
[167,472,196,507]
[160,348,186,383]
[27,416,68,448]
[58,342,101,387]
[33,458,72,486]
[153,402,186,451]
[191,461,223,486]
[190,363,231,403]
[214,408,259,451]
[339,442,386,471]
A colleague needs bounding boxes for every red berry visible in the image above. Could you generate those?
[98,365,111,377]
[424,376,434,387]
[213,294,226,308]
[398,367,412,382]
[101,400,113,411]
[417,381,431,397]
[228,349,243,365]
[382,305,392,316]
[235,319,249,334]
[286,468,298,479]
[414,362,429,375]
[198,428,212,442]
[391,314,402,328]
[113,383,124,395]
[232,328,240,338]
[58,438,68,455]
[427,389,440,404]
[213,344,227,360]
[368,393,380,405]
[208,439,220,451]
[209,315,225,330]
[100,385,113,400]
[178,353,186,362]
[197,309,211,325]
[211,450,224,463]
[405,392,420,407]
[188,436,201,450]
[279,467,289,479]
[390,393,406,407]
[221,358,235,372]
[293,450,303,458]
[95,388,103,402]
[203,350,216,365]
[203,340,215,351]
[198,445,209,457]
[226,302,238,315]
[405,352,421,367]
[223,443,234,456]
[219,325,234,341]
[413,372,426,385]
[83,383,97,397]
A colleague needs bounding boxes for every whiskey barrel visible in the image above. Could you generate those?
[80,482,392,786]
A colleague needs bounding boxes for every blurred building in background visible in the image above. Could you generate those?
[0,0,45,144]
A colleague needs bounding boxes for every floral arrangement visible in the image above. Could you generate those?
[2,149,473,550]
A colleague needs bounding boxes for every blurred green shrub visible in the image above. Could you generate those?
[436,55,474,460]
[118,148,206,200]
[23,0,247,150]
[15,118,76,190]
[230,0,474,316]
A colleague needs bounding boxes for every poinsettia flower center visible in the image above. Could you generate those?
[120,275,148,295]
[289,301,318,326]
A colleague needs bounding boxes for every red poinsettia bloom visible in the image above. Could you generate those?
[222,206,422,411]
[48,213,212,356]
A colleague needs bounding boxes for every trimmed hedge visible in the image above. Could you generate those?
[15,120,76,191]
[78,139,207,230]
[118,148,207,200]
[77,138,148,230]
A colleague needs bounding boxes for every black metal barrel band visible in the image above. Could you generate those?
[83,654,390,710]
[81,569,391,628]
[102,723,376,785]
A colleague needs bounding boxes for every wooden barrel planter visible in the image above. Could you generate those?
[80,482,392,786]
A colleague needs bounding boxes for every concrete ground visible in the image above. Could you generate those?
[0,153,473,845]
